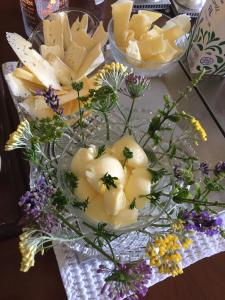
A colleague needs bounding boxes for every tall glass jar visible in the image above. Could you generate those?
[20,0,69,36]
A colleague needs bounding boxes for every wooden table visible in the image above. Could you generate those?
[1,1,225,299]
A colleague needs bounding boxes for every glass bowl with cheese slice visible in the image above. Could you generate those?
[57,112,175,238]
[6,8,108,121]
[108,5,190,76]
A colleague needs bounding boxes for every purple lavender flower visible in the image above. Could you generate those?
[124,73,151,98]
[214,161,225,176]
[37,86,63,115]
[180,209,223,236]
[98,260,151,300]
[19,177,56,231]
[200,161,209,175]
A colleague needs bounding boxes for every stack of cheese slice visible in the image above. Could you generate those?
[71,135,152,229]
[111,0,191,65]
[6,12,108,119]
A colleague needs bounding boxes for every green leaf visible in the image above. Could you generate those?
[129,199,136,209]
[101,173,118,189]
[169,144,177,159]
[72,81,84,92]
[148,168,167,183]
[216,56,223,64]
[168,114,181,123]
[64,171,78,191]
[95,145,106,159]
[123,147,133,160]
[51,189,69,211]
[144,148,158,166]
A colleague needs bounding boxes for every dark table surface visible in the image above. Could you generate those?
[1,1,225,300]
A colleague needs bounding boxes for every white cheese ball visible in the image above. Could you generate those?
[111,208,138,229]
[85,195,112,224]
[103,187,126,216]
[110,135,148,168]
[125,167,151,209]
[71,145,97,176]
[75,177,96,202]
[85,154,125,193]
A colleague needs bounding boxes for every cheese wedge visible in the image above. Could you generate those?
[122,29,135,48]
[71,146,97,177]
[75,177,97,201]
[162,22,184,42]
[90,21,108,48]
[43,18,64,58]
[71,18,80,35]
[126,40,142,63]
[6,32,61,90]
[125,168,151,209]
[138,10,162,23]
[129,13,150,40]
[138,34,166,59]
[149,40,178,63]
[170,14,191,33]
[46,53,76,86]
[111,208,138,228]
[5,72,32,98]
[13,68,43,85]
[85,195,112,224]
[61,100,79,116]
[80,14,89,32]
[40,44,63,60]
[111,0,133,48]
[59,12,72,50]
[63,41,87,73]
[71,29,92,49]
[103,186,126,216]
[78,43,102,78]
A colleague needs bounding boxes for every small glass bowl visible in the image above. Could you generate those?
[107,14,189,77]
[29,8,99,51]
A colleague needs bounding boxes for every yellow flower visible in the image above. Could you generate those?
[172,220,185,232]
[5,119,32,151]
[19,231,37,272]
[147,234,193,277]
[94,62,130,89]
[191,117,207,142]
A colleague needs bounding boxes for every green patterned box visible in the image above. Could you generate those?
[187,0,225,76]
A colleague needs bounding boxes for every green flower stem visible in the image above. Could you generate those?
[173,198,225,208]
[55,142,73,157]
[77,91,84,145]
[103,112,110,140]
[56,212,119,265]
[142,71,205,148]
[115,102,126,121]
[122,97,136,135]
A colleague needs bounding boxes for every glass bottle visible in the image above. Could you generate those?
[20,0,69,36]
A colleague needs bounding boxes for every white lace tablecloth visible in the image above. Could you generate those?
[2,61,225,300]
[54,211,225,300]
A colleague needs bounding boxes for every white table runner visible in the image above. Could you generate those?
[54,211,225,300]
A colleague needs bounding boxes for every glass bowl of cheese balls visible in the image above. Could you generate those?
[57,113,175,236]
[108,1,191,76]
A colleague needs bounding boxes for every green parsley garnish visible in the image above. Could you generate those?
[95,145,106,159]
[64,171,78,191]
[123,146,133,167]
[129,199,136,209]
[101,173,118,190]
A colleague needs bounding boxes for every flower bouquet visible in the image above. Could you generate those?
[5,61,225,299]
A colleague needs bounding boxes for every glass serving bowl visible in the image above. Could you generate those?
[107,14,189,77]
[55,108,180,261]
[29,8,99,51]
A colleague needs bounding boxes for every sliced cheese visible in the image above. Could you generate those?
[162,22,184,42]
[138,10,162,23]
[78,43,102,78]
[5,72,32,98]
[80,14,89,32]
[126,40,142,64]
[171,14,191,33]
[6,32,61,90]
[149,40,178,63]
[83,50,104,77]
[60,12,72,50]
[63,41,87,73]
[46,53,76,86]
[61,99,79,116]
[71,29,92,49]
[111,0,133,48]
[43,18,64,58]
[129,13,150,40]
[90,21,108,48]
[40,44,63,60]
[71,18,80,35]
[122,29,135,48]
[138,34,166,60]
[13,68,43,85]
